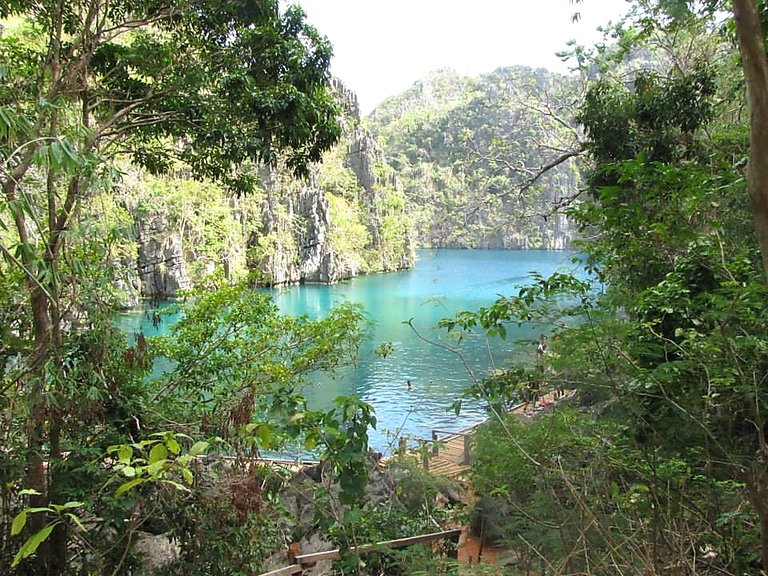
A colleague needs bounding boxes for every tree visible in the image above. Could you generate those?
[574,0,768,276]
[450,9,768,572]
[0,1,340,572]
[731,0,768,281]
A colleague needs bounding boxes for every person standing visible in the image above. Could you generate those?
[536,335,548,358]
[535,335,548,401]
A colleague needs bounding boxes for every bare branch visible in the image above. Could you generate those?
[466,145,586,216]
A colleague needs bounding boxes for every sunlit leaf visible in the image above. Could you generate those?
[12,523,56,568]
[11,511,26,536]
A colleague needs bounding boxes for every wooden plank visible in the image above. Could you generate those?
[257,564,303,576]
[294,528,463,565]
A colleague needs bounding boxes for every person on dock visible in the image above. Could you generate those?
[536,334,548,381]
[522,377,538,414]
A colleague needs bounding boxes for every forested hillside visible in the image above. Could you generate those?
[446,5,768,575]
[106,79,414,304]
[368,66,582,249]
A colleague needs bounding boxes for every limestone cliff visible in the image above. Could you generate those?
[250,79,414,286]
[253,172,363,285]
[368,67,582,250]
[121,80,414,298]
[135,213,190,297]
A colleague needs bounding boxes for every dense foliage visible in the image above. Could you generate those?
[6,0,768,574]
[0,1,379,574]
[458,6,768,575]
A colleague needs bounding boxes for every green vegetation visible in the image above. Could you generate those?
[368,67,582,249]
[0,1,374,573]
[4,0,768,574]
[452,3,768,575]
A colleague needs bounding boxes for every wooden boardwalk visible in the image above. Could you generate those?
[415,389,573,478]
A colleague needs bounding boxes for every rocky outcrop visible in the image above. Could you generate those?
[119,80,414,296]
[251,79,414,286]
[135,213,190,297]
[255,182,361,285]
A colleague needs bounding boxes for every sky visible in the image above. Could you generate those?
[292,0,632,114]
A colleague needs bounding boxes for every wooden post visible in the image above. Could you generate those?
[447,528,462,559]
[288,541,300,564]
[432,430,439,455]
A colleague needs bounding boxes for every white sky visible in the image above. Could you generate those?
[293,0,631,114]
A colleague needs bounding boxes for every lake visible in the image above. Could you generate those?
[271,249,580,453]
[117,249,581,454]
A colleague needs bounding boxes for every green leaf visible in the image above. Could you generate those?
[25,507,54,514]
[161,480,191,493]
[12,523,56,568]
[18,489,41,497]
[115,478,146,498]
[148,443,168,465]
[182,468,194,485]
[167,437,181,455]
[188,441,209,457]
[146,461,166,477]
[256,424,274,448]
[118,445,133,464]
[60,501,84,510]
[65,512,87,532]
[11,511,27,536]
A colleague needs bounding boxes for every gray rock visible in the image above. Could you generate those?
[133,530,180,571]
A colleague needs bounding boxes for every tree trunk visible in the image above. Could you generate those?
[732,0,768,283]
[746,465,768,576]
[729,2,768,572]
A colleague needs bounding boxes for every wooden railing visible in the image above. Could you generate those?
[430,428,472,465]
[258,528,462,576]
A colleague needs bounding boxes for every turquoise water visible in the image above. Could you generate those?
[117,249,582,454]
[271,249,581,453]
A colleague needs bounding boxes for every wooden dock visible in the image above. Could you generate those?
[413,389,573,478]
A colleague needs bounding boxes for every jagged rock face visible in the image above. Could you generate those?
[135,213,190,297]
[251,79,413,286]
[344,130,382,194]
[256,184,361,285]
[113,264,142,308]
[122,80,413,295]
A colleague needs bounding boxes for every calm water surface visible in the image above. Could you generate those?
[118,249,581,454]
[271,249,581,453]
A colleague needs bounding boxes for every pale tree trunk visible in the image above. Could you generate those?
[731,1,768,573]
[732,0,768,283]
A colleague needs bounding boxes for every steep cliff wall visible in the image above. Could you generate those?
[122,80,413,298]
[135,213,190,297]
[253,175,362,285]
[250,79,414,286]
